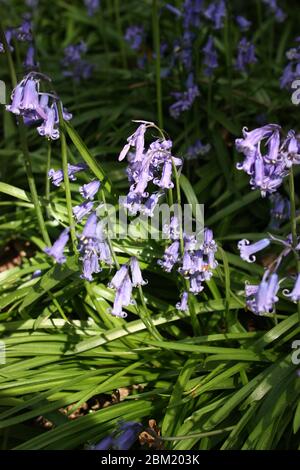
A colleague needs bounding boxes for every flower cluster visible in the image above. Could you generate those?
[169,73,199,119]
[92,421,143,450]
[238,235,300,314]
[235,124,300,196]
[203,0,226,30]
[62,42,94,82]
[6,73,72,140]
[0,15,32,53]
[119,121,182,216]
[46,160,112,281]
[235,38,257,73]
[78,212,112,282]
[108,257,146,318]
[158,220,218,304]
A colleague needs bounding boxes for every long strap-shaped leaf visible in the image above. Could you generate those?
[64,121,112,194]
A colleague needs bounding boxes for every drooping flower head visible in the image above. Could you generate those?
[262,0,286,23]
[203,35,218,76]
[124,25,144,51]
[93,421,142,450]
[236,15,251,31]
[203,0,226,29]
[6,73,72,140]
[62,42,94,82]
[186,139,211,160]
[246,270,280,315]
[283,273,300,302]
[269,193,290,230]
[169,73,199,118]
[235,37,257,73]
[48,163,87,187]
[119,121,182,215]
[78,212,102,281]
[44,228,70,264]
[24,44,39,70]
[235,124,289,196]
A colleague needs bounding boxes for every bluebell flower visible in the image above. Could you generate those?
[141,192,162,217]
[119,122,182,215]
[114,421,143,450]
[62,42,94,82]
[169,74,199,118]
[130,257,147,287]
[24,44,39,70]
[280,62,296,88]
[78,213,102,282]
[238,238,271,263]
[165,4,182,18]
[163,215,180,240]
[44,228,70,264]
[262,0,286,23]
[203,0,226,29]
[176,291,189,311]
[124,25,144,51]
[111,274,133,318]
[236,15,251,31]
[280,130,300,168]
[0,28,15,53]
[15,17,33,42]
[269,193,290,230]
[73,201,94,222]
[37,107,60,140]
[108,264,129,290]
[246,271,279,315]
[189,273,204,294]
[48,163,86,187]
[93,436,114,450]
[283,274,300,302]
[182,0,203,29]
[93,422,142,450]
[203,35,218,76]
[6,73,72,140]
[186,139,211,160]
[236,124,289,196]
[79,180,101,200]
[158,240,180,272]
[84,0,100,16]
[235,38,257,73]
[32,269,42,279]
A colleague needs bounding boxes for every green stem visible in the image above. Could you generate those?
[289,168,300,323]
[172,159,201,336]
[45,140,51,203]
[58,105,76,250]
[224,4,233,115]
[113,0,127,68]
[100,188,120,269]
[0,22,50,246]
[137,285,162,340]
[19,120,51,245]
[152,0,163,129]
